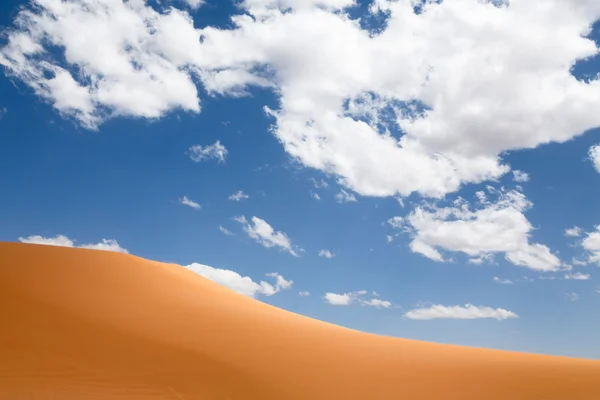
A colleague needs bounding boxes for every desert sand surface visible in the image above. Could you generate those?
[1,242,599,400]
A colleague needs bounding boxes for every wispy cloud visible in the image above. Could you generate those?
[228,190,249,202]
[219,226,234,236]
[318,249,335,258]
[404,304,518,320]
[323,290,392,308]
[180,196,201,209]
[335,189,357,203]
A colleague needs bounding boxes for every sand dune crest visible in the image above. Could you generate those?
[1,242,599,399]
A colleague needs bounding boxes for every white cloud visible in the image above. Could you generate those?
[299,291,310,297]
[323,290,391,307]
[219,225,234,235]
[404,189,561,271]
[565,226,582,237]
[493,277,513,284]
[180,196,201,209]
[318,249,335,258]
[182,0,205,10]
[582,226,600,265]
[324,292,353,305]
[18,234,128,253]
[184,263,292,297]
[335,189,357,203]
[0,0,203,129]
[512,170,530,183]
[361,298,392,308]
[5,0,600,202]
[188,0,600,200]
[404,304,518,321]
[386,235,394,243]
[589,145,600,174]
[189,141,228,163]
[229,190,249,201]
[235,215,302,256]
[564,272,590,280]
[310,191,321,200]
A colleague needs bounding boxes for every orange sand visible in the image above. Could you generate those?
[1,242,599,399]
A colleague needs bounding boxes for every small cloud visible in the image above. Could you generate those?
[219,226,234,236]
[180,196,201,209]
[564,272,590,280]
[512,170,530,183]
[404,304,518,320]
[335,189,357,203]
[18,234,128,253]
[181,0,205,9]
[235,215,302,256]
[318,249,335,258]
[386,235,394,243]
[493,277,513,284]
[565,292,580,302]
[228,190,249,202]
[311,191,321,200]
[188,141,228,163]
[564,226,582,237]
[360,298,392,308]
[324,290,391,308]
[299,291,310,297]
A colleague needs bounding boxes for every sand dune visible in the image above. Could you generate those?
[1,242,599,399]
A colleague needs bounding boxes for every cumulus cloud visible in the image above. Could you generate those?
[403,189,561,271]
[404,304,518,321]
[311,191,321,200]
[180,196,201,209]
[589,145,600,173]
[582,226,600,265]
[18,234,128,253]
[3,0,600,202]
[184,263,292,297]
[189,141,228,163]
[235,215,302,256]
[323,290,391,307]
[229,190,249,201]
[335,189,357,203]
[318,249,335,258]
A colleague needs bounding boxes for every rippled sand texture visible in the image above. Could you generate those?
[1,242,599,399]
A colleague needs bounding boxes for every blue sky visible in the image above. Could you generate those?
[1,0,600,359]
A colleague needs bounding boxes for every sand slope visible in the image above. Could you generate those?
[1,242,599,399]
